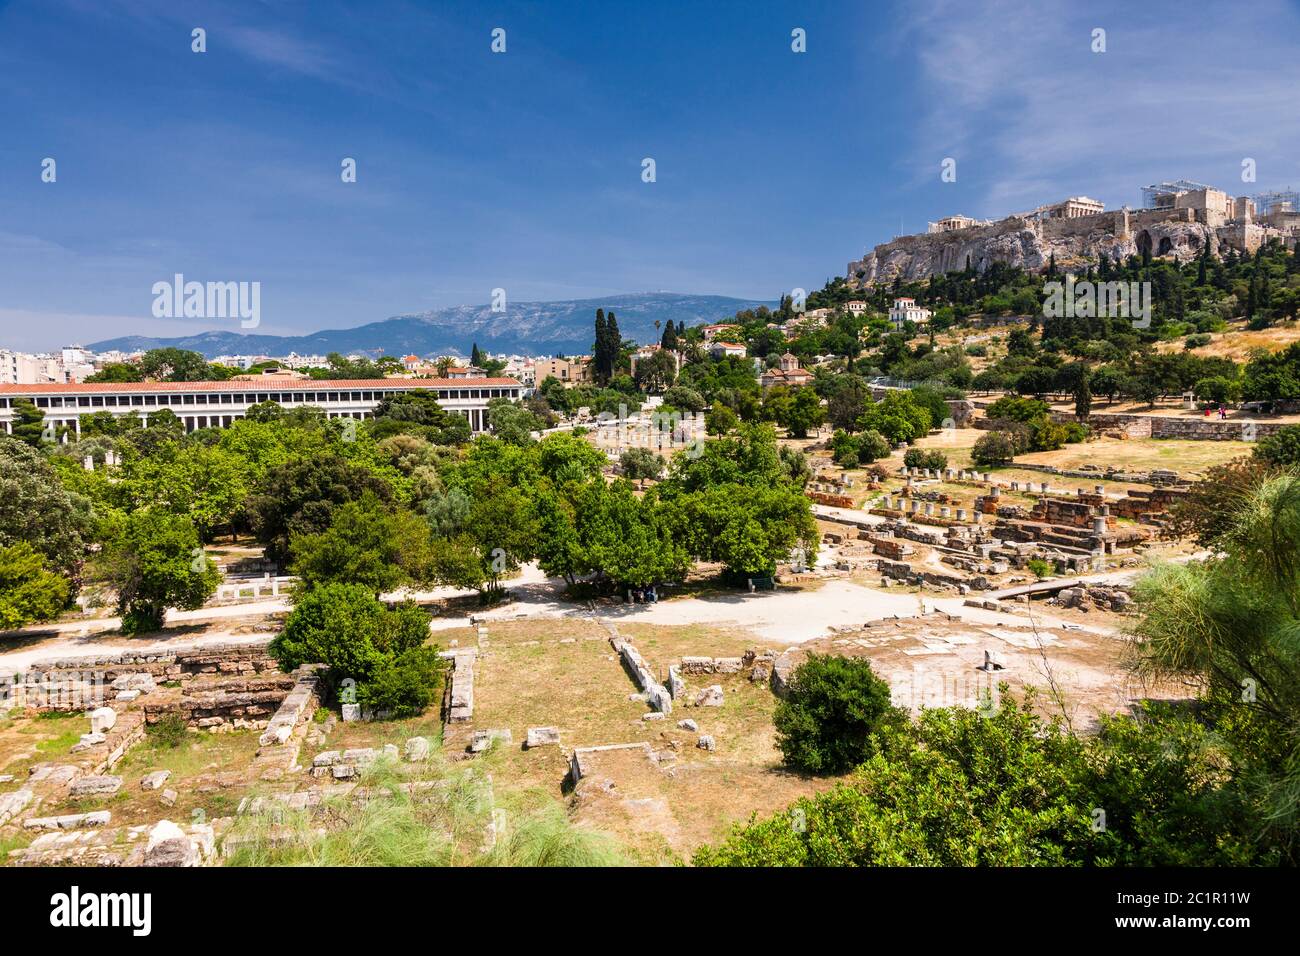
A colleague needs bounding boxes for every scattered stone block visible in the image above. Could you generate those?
[140,770,171,791]
[341,703,361,722]
[677,718,698,732]
[88,707,117,734]
[470,729,513,753]
[71,732,106,752]
[526,726,560,748]
[312,751,340,767]
[144,820,204,867]
[23,810,110,831]
[667,665,685,699]
[332,765,356,780]
[0,789,33,825]
[382,744,400,761]
[68,775,122,798]
[115,690,141,702]
[159,789,178,807]
[697,735,716,751]
[642,712,665,721]
[403,737,430,761]
[694,685,724,708]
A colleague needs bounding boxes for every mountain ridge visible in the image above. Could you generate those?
[87,292,774,359]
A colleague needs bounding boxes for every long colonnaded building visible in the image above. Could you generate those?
[0,376,523,438]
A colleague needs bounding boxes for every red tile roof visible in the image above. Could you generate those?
[0,377,522,395]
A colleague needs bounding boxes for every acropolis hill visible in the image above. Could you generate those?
[848,182,1300,287]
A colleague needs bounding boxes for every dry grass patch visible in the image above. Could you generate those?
[470,636,652,793]
[0,711,89,778]
[1018,437,1251,478]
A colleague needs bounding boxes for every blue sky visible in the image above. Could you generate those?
[1,0,1298,350]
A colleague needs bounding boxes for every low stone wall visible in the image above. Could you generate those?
[1049,410,1287,442]
[613,638,672,713]
[143,673,297,730]
[440,649,477,723]
[7,641,279,712]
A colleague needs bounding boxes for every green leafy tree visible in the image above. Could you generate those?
[247,453,393,567]
[487,399,540,446]
[971,430,1018,466]
[11,399,48,447]
[773,654,902,774]
[619,447,664,486]
[577,480,689,589]
[0,436,93,579]
[270,582,441,716]
[95,510,220,634]
[0,542,71,629]
[290,494,437,595]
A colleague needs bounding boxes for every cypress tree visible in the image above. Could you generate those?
[593,309,608,382]
[605,312,621,382]
[470,342,483,366]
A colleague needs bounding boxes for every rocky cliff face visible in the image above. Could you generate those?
[848,209,1223,287]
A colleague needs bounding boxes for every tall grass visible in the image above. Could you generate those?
[223,753,627,867]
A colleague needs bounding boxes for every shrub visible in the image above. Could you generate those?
[773,654,902,774]
[147,713,189,749]
[356,647,447,719]
[1027,558,1054,579]
[903,448,947,471]
[971,430,1018,466]
[1061,421,1089,444]
[270,583,439,716]
[1028,416,1070,452]
[1255,424,1300,467]
[856,430,891,463]
[984,395,1050,423]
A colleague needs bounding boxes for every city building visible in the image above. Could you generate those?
[0,376,523,438]
[707,341,747,359]
[701,323,740,342]
[889,297,931,330]
[845,300,868,315]
[760,352,814,388]
[535,356,591,385]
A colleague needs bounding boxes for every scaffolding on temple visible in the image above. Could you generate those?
[1140,180,1214,209]
[1253,188,1299,216]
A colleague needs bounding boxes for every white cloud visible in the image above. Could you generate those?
[899,0,1300,214]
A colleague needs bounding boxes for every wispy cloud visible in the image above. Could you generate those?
[899,0,1300,214]
[223,26,338,79]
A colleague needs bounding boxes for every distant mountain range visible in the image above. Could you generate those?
[87,293,774,359]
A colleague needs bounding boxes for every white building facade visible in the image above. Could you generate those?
[0,377,522,438]
[888,297,932,330]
